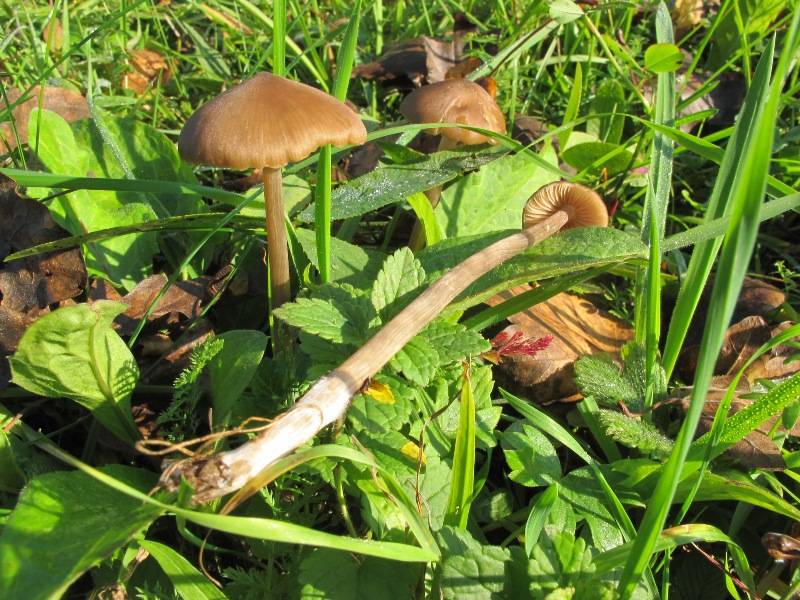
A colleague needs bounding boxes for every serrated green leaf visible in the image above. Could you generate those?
[421,321,490,364]
[437,526,510,599]
[389,335,439,386]
[298,548,422,599]
[501,421,561,487]
[0,466,161,600]
[596,410,673,458]
[318,284,378,334]
[435,149,559,238]
[418,227,647,311]
[370,248,426,320]
[9,301,140,443]
[274,294,365,344]
[140,540,228,600]
[348,375,416,435]
[299,150,502,223]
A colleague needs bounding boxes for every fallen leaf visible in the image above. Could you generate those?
[488,286,634,403]
[672,0,720,36]
[512,115,550,147]
[679,315,799,383]
[90,273,210,334]
[122,49,172,95]
[42,18,64,54]
[678,387,798,471]
[352,36,462,86]
[0,86,89,149]
[143,319,215,382]
[0,186,87,353]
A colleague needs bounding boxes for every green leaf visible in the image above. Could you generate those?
[298,548,422,600]
[549,0,584,24]
[0,466,161,600]
[589,79,626,145]
[596,410,673,458]
[275,293,365,345]
[407,191,444,246]
[435,149,559,238]
[501,421,561,487]
[140,540,228,600]
[420,321,490,364]
[209,330,268,425]
[299,150,502,223]
[10,301,140,443]
[561,140,633,175]
[370,247,426,320]
[295,228,386,288]
[437,526,510,599]
[389,334,439,386]
[72,114,202,217]
[418,227,647,312]
[528,528,610,598]
[348,375,416,435]
[28,109,158,289]
[644,43,683,73]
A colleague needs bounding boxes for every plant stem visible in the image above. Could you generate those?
[159,211,569,502]
[264,167,290,346]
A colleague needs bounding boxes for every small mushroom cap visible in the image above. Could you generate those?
[399,79,506,145]
[178,72,367,169]
[523,182,608,229]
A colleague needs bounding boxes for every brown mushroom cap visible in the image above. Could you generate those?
[399,79,506,145]
[178,72,367,169]
[523,182,608,229]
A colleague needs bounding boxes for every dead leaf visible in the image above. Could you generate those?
[0,186,87,353]
[762,533,800,561]
[90,273,210,334]
[679,315,799,383]
[352,36,463,86]
[488,286,634,402]
[142,319,215,382]
[122,49,172,95]
[512,115,549,147]
[678,387,797,470]
[672,0,720,36]
[42,19,63,54]
[0,86,89,149]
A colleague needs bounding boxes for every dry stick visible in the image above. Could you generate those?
[264,167,290,349]
[161,210,569,502]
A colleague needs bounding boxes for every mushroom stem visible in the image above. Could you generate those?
[264,166,291,316]
[409,136,459,251]
[160,210,569,502]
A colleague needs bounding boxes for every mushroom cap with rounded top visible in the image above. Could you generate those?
[399,79,506,145]
[178,72,367,170]
[523,182,608,230]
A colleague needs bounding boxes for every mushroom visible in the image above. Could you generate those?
[522,182,609,230]
[157,181,608,503]
[178,72,367,321]
[399,78,506,249]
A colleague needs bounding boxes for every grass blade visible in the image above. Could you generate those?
[444,366,477,529]
[617,10,800,594]
[315,1,362,283]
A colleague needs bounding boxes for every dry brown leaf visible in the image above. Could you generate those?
[679,315,799,383]
[42,19,63,54]
[90,273,210,334]
[0,86,89,149]
[352,36,462,86]
[678,387,799,470]
[512,115,549,147]
[122,49,172,95]
[672,0,720,36]
[0,186,87,353]
[488,286,634,403]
